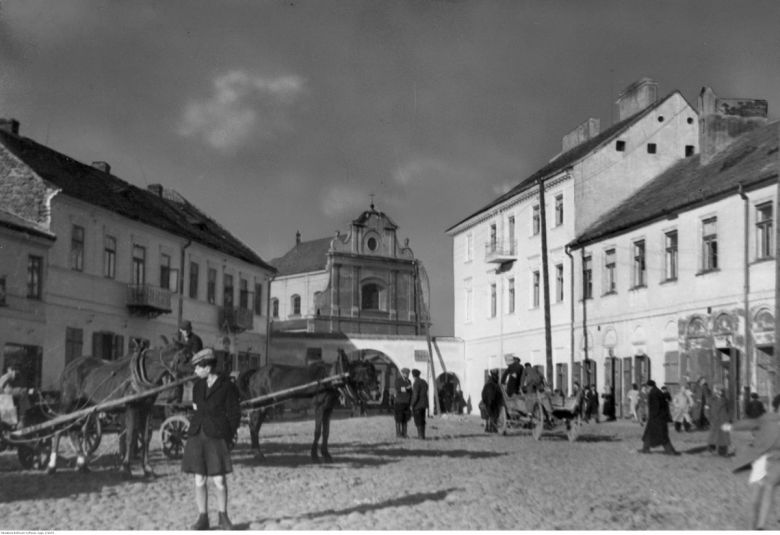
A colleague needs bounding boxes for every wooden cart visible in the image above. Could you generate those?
[497,385,584,442]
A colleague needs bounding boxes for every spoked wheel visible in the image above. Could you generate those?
[160,414,189,460]
[566,414,582,442]
[69,412,102,457]
[532,404,544,440]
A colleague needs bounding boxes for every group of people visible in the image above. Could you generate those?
[392,367,430,440]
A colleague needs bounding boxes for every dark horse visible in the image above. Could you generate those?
[46,341,190,477]
[237,355,378,462]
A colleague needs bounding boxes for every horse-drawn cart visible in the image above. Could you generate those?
[497,385,584,442]
[1,375,195,470]
[157,372,352,460]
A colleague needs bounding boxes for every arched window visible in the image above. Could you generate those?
[313,291,322,315]
[361,282,386,311]
[291,294,301,316]
[271,298,279,318]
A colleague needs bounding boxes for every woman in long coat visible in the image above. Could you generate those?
[707,384,731,456]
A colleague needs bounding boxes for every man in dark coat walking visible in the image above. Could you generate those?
[501,355,523,397]
[394,368,412,438]
[179,320,204,361]
[639,379,680,455]
[410,369,429,440]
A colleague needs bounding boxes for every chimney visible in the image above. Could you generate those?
[91,161,111,174]
[296,230,301,246]
[0,118,20,135]
[615,78,658,122]
[562,118,601,153]
[147,184,164,197]
[698,87,768,165]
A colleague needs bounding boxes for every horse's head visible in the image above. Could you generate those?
[346,360,379,402]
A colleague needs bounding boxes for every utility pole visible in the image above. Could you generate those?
[774,170,780,398]
[538,178,554,385]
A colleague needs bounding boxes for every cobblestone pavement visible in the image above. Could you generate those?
[0,412,769,530]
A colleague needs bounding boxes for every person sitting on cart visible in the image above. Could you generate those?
[179,320,204,361]
[522,364,554,423]
[501,354,523,398]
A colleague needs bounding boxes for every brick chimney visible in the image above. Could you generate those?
[91,161,111,174]
[698,87,768,165]
[615,78,658,122]
[0,118,20,135]
[147,184,164,197]
[562,118,601,153]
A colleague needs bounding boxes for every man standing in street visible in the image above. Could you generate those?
[639,379,680,455]
[394,368,412,438]
[501,355,523,397]
[179,320,204,360]
[410,368,429,440]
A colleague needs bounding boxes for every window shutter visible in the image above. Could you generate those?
[93,332,104,359]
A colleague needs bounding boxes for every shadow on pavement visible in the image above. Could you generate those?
[0,467,137,503]
[250,487,463,525]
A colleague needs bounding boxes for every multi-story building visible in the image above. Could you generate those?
[446,79,700,406]
[0,118,276,389]
[568,87,776,415]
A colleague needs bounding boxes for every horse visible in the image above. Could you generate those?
[46,341,191,477]
[237,355,378,463]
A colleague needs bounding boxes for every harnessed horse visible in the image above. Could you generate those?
[46,342,190,477]
[238,355,378,462]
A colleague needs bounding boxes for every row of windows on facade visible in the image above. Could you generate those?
[614,138,696,158]
[461,203,774,320]
[270,282,387,320]
[467,194,565,261]
[64,225,265,314]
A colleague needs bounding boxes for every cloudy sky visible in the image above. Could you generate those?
[2,0,780,335]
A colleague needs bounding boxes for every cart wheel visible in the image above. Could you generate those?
[532,404,544,440]
[69,413,102,456]
[566,415,581,442]
[160,415,189,460]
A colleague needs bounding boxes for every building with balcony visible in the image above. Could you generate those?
[567,88,776,415]
[0,119,276,389]
[446,79,700,407]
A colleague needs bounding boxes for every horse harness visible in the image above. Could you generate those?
[129,348,177,393]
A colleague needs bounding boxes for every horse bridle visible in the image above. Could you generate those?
[130,347,182,392]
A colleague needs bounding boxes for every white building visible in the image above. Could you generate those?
[568,88,776,415]
[446,79,700,407]
[0,119,276,389]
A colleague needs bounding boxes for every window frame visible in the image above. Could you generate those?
[507,277,515,314]
[631,239,646,288]
[103,235,116,279]
[223,273,234,308]
[131,245,146,285]
[701,217,718,272]
[604,248,617,294]
[555,263,564,302]
[189,262,199,299]
[532,205,541,235]
[554,194,564,227]
[532,270,540,308]
[489,282,497,318]
[756,202,773,260]
[291,294,301,316]
[27,255,43,299]
[253,282,263,315]
[207,267,217,304]
[582,255,593,300]
[664,230,678,281]
[70,225,84,271]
